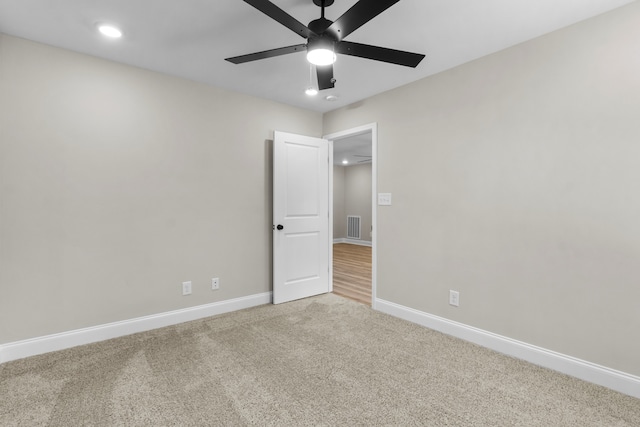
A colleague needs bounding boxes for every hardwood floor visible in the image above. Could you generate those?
[332,243,372,306]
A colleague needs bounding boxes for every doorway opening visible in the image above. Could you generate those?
[325,124,377,308]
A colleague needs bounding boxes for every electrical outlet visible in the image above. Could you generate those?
[182,281,192,296]
[211,277,219,290]
[449,290,459,307]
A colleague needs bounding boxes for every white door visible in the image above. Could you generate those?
[273,131,329,304]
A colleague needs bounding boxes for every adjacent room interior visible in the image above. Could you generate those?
[332,131,373,305]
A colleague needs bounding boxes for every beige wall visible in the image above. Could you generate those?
[324,2,640,376]
[345,164,372,242]
[333,166,346,238]
[0,35,322,343]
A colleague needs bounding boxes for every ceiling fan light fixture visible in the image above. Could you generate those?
[306,37,336,66]
[307,48,336,66]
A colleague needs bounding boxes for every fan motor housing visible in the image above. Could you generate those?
[308,17,334,36]
[313,0,335,6]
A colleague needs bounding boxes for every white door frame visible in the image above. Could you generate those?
[324,123,378,309]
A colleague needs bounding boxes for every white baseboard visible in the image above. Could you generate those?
[333,238,372,247]
[375,298,640,399]
[0,292,272,364]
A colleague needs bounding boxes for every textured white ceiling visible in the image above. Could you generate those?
[334,132,372,165]
[0,0,634,113]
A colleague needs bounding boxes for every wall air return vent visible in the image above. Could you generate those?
[347,215,361,240]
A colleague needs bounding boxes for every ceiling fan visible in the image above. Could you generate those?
[225,0,426,91]
[354,154,372,163]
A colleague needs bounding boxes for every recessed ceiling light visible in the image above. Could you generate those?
[305,87,318,96]
[325,95,338,102]
[97,24,122,39]
[342,160,348,165]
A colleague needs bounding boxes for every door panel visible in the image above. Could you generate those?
[285,232,320,281]
[285,144,320,215]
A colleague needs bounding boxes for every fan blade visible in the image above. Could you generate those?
[326,0,399,41]
[225,44,307,64]
[335,41,425,67]
[244,0,317,39]
[316,64,335,90]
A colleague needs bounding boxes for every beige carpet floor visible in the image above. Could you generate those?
[1,293,639,426]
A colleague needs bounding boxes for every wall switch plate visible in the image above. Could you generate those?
[211,277,219,290]
[378,193,392,206]
[182,281,192,296]
[449,290,459,307]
